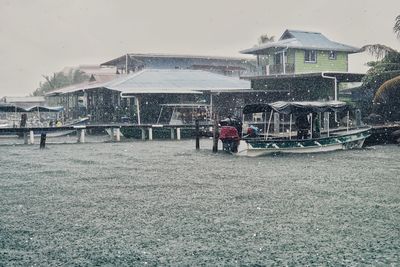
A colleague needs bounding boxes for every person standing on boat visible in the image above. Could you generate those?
[296,114,310,139]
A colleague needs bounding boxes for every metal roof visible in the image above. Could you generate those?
[100,53,255,67]
[241,29,360,54]
[46,69,251,96]
[110,69,251,94]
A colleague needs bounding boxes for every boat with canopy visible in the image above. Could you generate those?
[219,101,371,157]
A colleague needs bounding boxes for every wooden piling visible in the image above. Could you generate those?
[148,127,153,140]
[39,133,46,149]
[141,128,146,140]
[170,128,175,140]
[212,115,218,153]
[115,128,121,142]
[77,129,85,143]
[23,132,29,145]
[195,119,200,150]
[176,128,181,140]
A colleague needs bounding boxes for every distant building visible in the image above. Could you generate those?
[100,53,256,77]
[0,96,46,109]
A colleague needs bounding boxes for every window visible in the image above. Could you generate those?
[274,54,282,65]
[329,51,337,60]
[304,50,316,63]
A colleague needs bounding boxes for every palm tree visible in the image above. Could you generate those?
[373,75,400,121]
[394,15,400,39]
[258,34,275,45]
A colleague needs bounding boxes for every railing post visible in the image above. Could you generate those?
[148,127,153,140]
[170,128,175,140]
[176,128,181,140]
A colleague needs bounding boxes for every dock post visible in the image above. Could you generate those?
[177,128,181,140]
[170,128,175,140]
[212,115,218,153]
[115,128,121,142]
[355,109,362,127]
[141,128,146,140]
[195,119,200,150]
[23,132,29,145]
[39,133,46,149]
[77,129,85,143]
[148,127,153,140]
[29,130,34,145]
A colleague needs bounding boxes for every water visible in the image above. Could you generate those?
[0,139,399,265]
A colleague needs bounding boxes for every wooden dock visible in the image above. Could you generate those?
[0,123,212,144]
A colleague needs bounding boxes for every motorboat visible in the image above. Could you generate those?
[219,101,371,157]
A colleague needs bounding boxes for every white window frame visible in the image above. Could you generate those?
[304,50,317,63]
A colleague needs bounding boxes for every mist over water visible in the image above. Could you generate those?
[0,139,399,265]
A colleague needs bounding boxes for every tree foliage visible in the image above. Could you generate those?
[32,69,89,96]
[373,75,400,121]
[258,34,275,45]
[394,15,400,39]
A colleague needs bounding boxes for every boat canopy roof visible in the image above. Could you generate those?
[243,101,349,115]
[160,103,211,108]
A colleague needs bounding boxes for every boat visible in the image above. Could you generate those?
[219,101,371,157]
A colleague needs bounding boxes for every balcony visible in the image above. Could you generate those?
[268,64,295,75]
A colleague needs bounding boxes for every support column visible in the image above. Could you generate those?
[170,128,175,140]
[177,128,181,140]
[115,128,121,142]
[273,113,280,133]
[23,132,29,144]
[134,97,141,125]
[148,127,153,140]
[77,129,85,143]
[29,130,34,145]
[141,128,146,140]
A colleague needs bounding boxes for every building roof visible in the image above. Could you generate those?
[0,96,45,103]
[241,71,365,83]
[241,29,360,55]
[46,69,251,96]
[100,53,255,67]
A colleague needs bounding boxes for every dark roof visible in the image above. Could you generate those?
[241,29,360,54]
[243,101,349,114]
[241,72,365,83]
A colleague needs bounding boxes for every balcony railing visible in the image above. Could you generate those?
[268,64,295,75]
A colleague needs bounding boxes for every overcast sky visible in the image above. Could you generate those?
[0,0,399,96]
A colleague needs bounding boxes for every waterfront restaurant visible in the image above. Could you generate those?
[46,69,284,124]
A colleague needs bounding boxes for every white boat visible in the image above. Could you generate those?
[219,101,371,157]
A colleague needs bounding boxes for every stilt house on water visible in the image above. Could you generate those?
[240,29,365,102]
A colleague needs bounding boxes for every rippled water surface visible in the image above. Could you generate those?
[0,138,399,265]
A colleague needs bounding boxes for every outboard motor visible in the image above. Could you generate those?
[219,126,240,153]
[219,116,243,153]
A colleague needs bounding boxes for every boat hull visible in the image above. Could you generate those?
[239,128,371,157]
